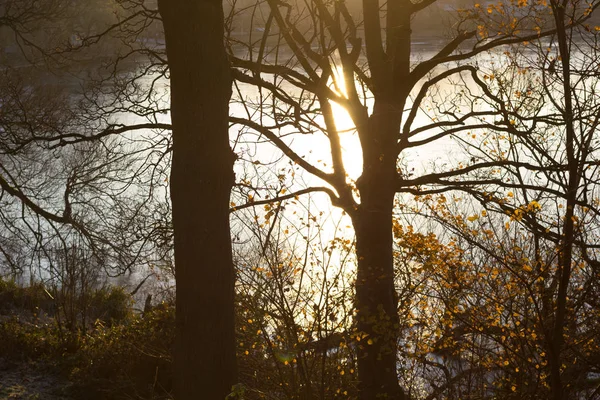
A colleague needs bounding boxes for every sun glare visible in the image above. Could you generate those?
[329,61,363,182]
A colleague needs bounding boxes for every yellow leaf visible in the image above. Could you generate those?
[528,200,541,211]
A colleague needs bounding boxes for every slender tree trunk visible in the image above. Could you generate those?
[352,102,405,400]
[549,3,577,399]
[158,1,237,399]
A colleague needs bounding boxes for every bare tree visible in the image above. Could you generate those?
[399,2,600,395]
[226,0,600,397]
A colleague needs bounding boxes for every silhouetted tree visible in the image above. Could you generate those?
[158,0,238,398]
[227,0,600,397]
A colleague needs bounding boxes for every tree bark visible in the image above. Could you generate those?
[353,207,404,400]
[352,101,405,400]
[158,1,237,399]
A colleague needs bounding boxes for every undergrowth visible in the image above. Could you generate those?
[0,278,174,400]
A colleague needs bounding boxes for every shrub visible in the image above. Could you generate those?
[0,278,50,316]
[0,317,61,361]
[67,304,175,399]
[87,285,133,326]
[0,280,174,399]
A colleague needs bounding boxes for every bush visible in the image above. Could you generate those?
[0,317,61,361]
[0,278,51,316]
[67,304,175,399]
[0,279,174,399]
[0,279,62,361]
[86,285,133,326]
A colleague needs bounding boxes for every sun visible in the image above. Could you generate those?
[329,61,363,182]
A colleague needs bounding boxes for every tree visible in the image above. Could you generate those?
[398,192,600,398]
[0,0,174,326]
[399,1,600,394]
[225,0,598,396]
[457,3,600,395]
[158,0,238,398]
[2,1,239,397]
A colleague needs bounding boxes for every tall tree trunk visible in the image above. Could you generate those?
[158,1,237,399]
[353,207,404,400]
[549,2,577,398]
[352,102,405,400]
